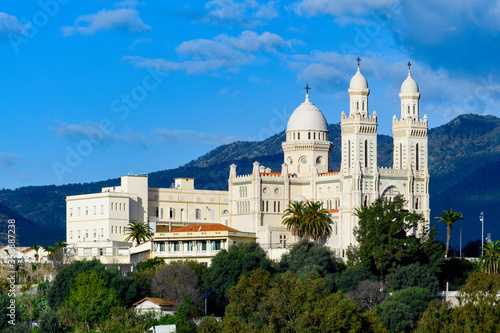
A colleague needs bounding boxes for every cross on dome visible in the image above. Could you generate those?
[304,82,311,95]
[407,61,412,74]
[356,57,361,69]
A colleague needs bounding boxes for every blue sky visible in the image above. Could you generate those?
[1,0,499,189]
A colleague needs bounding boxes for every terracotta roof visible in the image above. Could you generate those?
[133,297,175,307]
[260,172,281,176]
[170,223,240,233]
[326,209,339,213]
[319,171,340,176]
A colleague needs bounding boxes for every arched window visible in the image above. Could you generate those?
[408,105,410,113]
[399,143,403,169]
[415,198,419,209]
[298,133,300,140]
[265,201,269,212]
[357,101,359,110]
[413,105,416,114]
[313,132,316,140]
[348,140,351,168]
[362,101,365,111]
[308,132,311,139]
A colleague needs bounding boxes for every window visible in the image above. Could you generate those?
[413,105,416,114]
[93,229,96,238]
[213,240,221,251]
[101,228,104,238]
[356,101,359,110]
[364,140,368,168]
[110,203,113,210]
[101,205,104,214]
[308,132,311,139]
[169,208,175,219]
[195,209,201,220]
[274,201,276,212]
[93,206,96,215]
[155,207,159,217]
[187,242,193,251]
[85,207,88,215]
[416,144,419,170]
[362,101,365,110]
[173,242,180,251]
[348,140,351,168]
[85,229,88,239]
[415,198,419,209]
[279,234,287,248]
[78,230,81,239]
[160,242,165,252]
[313,132,316,140]
[408,105,410,113]
[277,201,280,212]
[298,132,300,140]
[197,197,201,202]
[70,230,73,239]
[180,196,185,201]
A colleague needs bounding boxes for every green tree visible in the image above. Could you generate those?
[203,241,273,314]
[221,269,386,332]
[386,263,439,294]
[282,200,306,237]
[57,271,121,330]
[136,257,165,272]
[279,239,343,291]
[481,240,500,274]
[354,196,439,279]
[337,266,377,293]
[435,209,463,257]
[375,286,434,333]
[124,221,153,245]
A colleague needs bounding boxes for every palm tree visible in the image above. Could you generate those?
[282,201,307,238]
[435,209,463,257]
[31,245,41,262]
[124,221,153,246]
[302,201,333,241]
[481,240,500,274]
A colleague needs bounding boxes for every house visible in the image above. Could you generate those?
[134,297,175,318]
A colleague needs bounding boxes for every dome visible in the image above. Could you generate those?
[293,195,307,202]
[349,68,368,90]
[401,73,419,93]
[286,94,328,132]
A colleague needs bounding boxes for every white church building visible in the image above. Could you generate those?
[65,62,429,261]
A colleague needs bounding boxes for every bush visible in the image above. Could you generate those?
[386,263,439,294]
[337,266,377,293]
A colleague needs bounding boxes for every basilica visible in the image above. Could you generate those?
[228,62,429,257]
[65,62,429,261]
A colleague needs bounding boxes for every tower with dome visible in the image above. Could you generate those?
[227,60,430,258]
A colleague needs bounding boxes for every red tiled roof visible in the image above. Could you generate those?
[326,209,339,213]
[319,171,340,176]
[133,297,175,307]
[260,172,281,176]
[170,223,240,233]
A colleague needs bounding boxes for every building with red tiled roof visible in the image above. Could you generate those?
[153,223,256,266]
[133,297,175,318]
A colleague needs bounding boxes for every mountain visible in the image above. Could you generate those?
[0,113,499,247]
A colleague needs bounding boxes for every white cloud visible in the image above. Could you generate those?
[205,0,278,27]
[124,30,290,74]
[292,0,398,17]
[0,12,28,35]
[153,129,239,145]
[0,152,21,169]
[61,4,150,36]
[52,121,147,146]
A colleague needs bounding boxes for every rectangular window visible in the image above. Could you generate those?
[70,230,73,239]
[160,242,165,252]
[195,209,201,220]
[70,208,73,217]
[85,229,88,239]
[213,240,221,251]
[173,242,179,251]
[196,197,201,202]
[78,207,81,216]
[101,228,104,238]
[187,242,193,251]
[169,208,175,219]
[93,229,96,238]
[101,205,104,214]
[201,242,207,251]
[85,207,88,215]
[78,230,81,239]
[93,206,96,215]
[155,207,159,217]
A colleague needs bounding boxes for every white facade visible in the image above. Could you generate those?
[228,63,430,258]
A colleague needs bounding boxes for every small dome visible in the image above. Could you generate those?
[293,195,307,202]
[401,74,419,93]
[286,94,328,132]
[349,68,368,90]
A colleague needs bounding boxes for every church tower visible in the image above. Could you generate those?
[282,85,332,175]
[392,62,430,223]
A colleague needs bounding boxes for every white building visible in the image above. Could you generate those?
[65,62,429,260]
[228,62,429,258]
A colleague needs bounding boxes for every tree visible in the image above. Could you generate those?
[354,195,437,279]
[481,240,500,274]
[386,263,439,294]
[463,239,482,257]
[151,262,204,309]
[31,245,41,262]
[221,269,386,332]
[337,266,377,293]
[282,200,306,237]
[435,209,463,257]
[282,200,333,241]
[136,257,165,272]
[375,287,434,333]
[279,239,344,291]
[345,280,388,312]
[203,241,273,314]
[124,221,153,245]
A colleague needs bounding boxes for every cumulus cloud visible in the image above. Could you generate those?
[204,0,278,27]
[61,2,150,36]
[0,152,22,169]
[124,30,290,74]
[51,120,147,146]
[0,12,28,35]
[291,0,398,21]
[153,128,239,145]
[290,51,500,124]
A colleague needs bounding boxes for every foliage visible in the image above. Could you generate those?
[386,262,439,294]
[435,209,464,257]
[109,274,146,308]
[98,306,157,333]
[124,221,153,245]
[220,269,386,332]
[416,273,500,332]
[198,316,220,333]
[354,196,442,279]
[345,280,388,312]
[151,262,204,309]
[203,241,273,313]
[437,258,475,291]
[56,271,121,330]
[462,239,481,257]
[480,240,500,274]
[38,308,63,333]
[282,200,333,240]
[375,286,434,333]
[136,257,165,272]
[172,259,208,284]
[337,265,377,293]
[279,238,344,291]
[131,266,161,296]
